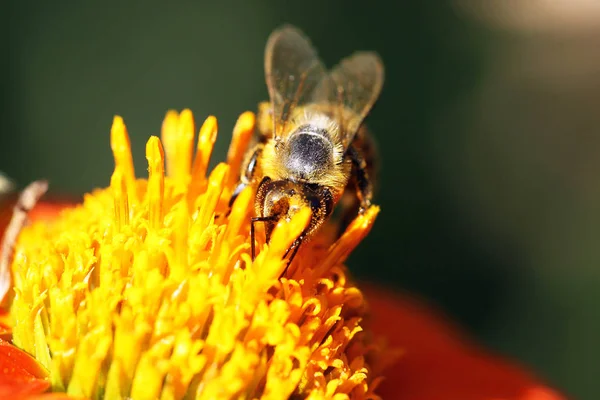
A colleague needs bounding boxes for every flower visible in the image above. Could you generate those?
[0,110,390,400]
[0,110,567,400]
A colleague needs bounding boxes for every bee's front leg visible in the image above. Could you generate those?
[228,102,273,211]
[228,143,264,208]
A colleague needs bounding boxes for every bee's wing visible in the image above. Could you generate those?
[265,25,329,139]
[314,52,384,150]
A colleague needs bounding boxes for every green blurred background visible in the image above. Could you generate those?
[3,1,598,398]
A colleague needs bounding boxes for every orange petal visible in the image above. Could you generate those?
[28,201,75,224]
[25,393,86,400]
[23,393,89,400]
[0,308,11,341]
[362,283,566,400]
[0,339,50,397]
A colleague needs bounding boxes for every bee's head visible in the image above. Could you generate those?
[254,177,335,244]
[255,178,307,238]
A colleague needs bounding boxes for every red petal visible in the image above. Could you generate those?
[0,339,50,397]
[363,284,567,400]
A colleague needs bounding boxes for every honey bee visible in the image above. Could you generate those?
[231,25,384,264]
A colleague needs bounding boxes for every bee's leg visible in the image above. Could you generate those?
[282,186,333,276]
[335,146,373,237]
[280,235,304,278]
[346,145,373,213]
[228,101,272,211]
[228,181,247,209]
[250,214,277,261]
[337,192,360,236]
[228,144,264,208]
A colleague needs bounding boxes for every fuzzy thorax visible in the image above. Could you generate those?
[261,109,350,198]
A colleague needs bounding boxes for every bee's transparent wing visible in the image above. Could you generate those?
[265,25,329,138]
[314,52,384,150]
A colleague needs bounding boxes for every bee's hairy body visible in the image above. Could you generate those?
[235,103,377,253]
[254,101,378,210]
[230,25,384,264]
[261,105,349,195]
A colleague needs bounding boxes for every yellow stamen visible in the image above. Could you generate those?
[226,111,255,186]
[111,167,129,230]
[161,109,196,188]
[188,116,218,208]
[146,136,165,230]
[196,163,228,230]
[9,110,386,400]
[110,116,137,204]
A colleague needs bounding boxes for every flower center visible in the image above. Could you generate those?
[8,110,382,400]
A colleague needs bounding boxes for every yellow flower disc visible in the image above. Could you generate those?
[9,110,385,400]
